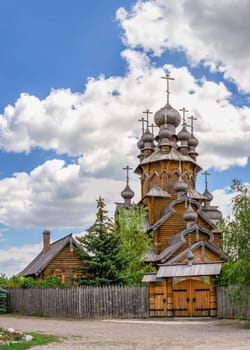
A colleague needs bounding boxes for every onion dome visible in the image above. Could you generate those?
[142,128,154,143]
[174,176,188,196]
[154,103,181,128]
[203,188,213,202]
[121,184,134,207]
[159,124,172,140]
[137,137,144,150]
[177,125,191,143]
[188,134,199,148]
[121,184,134,200]
[183,203,198,225]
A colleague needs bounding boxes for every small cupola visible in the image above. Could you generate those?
[121,184,135,207]
[183,202,198,228]
[187,115,199,160]
[120,165,135,207]
[202,171,213,207]
[174,175,188,199]
[159,123,171,153]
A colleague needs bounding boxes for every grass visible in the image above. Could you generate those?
[244,320,250,329]
[0,332,60,349]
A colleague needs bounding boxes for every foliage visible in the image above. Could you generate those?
[20,276,63,288]
[0,329,59,349]
[0,274,63,288]
[115,205,156,285]
[217,179,250,287]
[75,196,127,286]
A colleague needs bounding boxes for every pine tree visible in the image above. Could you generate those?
[76,196,126,285]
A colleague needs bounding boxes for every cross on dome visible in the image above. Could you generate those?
[138,116,146,133]
[161,73,175,104]
[179,107,189,125]
[123,165,133,185]
[143,109,153,128]
[188,115,197,135]
[202,170,211,190]
[150,123,157,135]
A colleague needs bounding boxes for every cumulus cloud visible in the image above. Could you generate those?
[0,53,249,176]
[212,188,234,219]
[0,159,139,228]
[0,244,42,276]
[117,0,250,92]
[0,1,249,230]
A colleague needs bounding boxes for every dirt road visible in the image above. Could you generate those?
[1,315,250,350]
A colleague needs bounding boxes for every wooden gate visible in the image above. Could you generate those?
[149,281,168,317]
[172,279,211,317]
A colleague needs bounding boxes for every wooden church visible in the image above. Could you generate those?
[120,74,227,317]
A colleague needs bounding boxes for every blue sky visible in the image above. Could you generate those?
[0,0,250,276]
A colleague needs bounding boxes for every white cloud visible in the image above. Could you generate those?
[212,188,234,219]
[117,0,250,92]
[0,2,249,230]
[0,159,139,228]
[0,54,249,176]
[0,244,42,276]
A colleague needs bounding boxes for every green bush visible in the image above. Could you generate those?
[0,274,63,288]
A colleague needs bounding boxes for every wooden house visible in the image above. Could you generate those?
[19,230,84,285]
[135,75,227,317]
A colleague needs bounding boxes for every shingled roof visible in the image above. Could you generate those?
[19,234,85,277]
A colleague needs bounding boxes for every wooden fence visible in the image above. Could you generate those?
[7,285,250,320]
[7,286,149,319]
[217,286,250,320]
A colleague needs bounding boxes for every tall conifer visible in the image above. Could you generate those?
[76,196,125,285]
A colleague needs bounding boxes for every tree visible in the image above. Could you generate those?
[218,179,250,287]
[115,205,155,285]
[75,196,126,285]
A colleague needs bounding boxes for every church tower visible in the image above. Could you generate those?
[135,74,227,317]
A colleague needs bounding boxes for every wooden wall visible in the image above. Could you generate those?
[38,243,83,284]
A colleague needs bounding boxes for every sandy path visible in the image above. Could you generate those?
[1,315,250,349]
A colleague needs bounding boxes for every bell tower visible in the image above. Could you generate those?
[135,74,203,227]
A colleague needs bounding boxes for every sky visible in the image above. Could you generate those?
[0,0,250,276]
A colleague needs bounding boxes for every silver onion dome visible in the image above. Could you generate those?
[142,128,154,143]
[154,103,181,128]
[159,124,172,140]
[177,125,191,142]
[183,203,198,223]
[188,134,199,148]
[137,137,144,150]
[174,176,188,194]
[203,188,213,202]
[121,184,134,201]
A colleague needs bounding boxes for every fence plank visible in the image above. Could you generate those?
[7,286,148,319]
[217,286,250,320]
